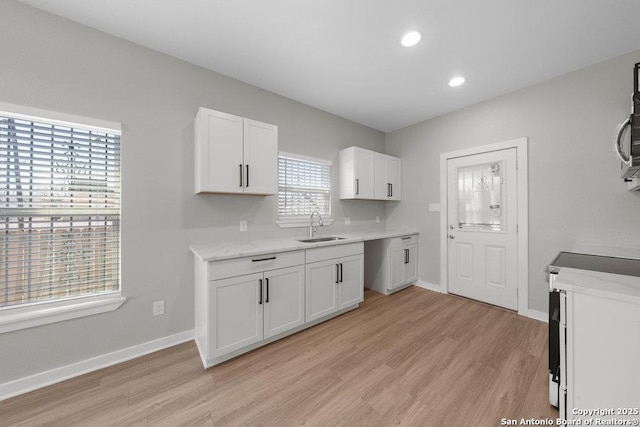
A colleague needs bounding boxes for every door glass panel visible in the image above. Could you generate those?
[457,162,503,231]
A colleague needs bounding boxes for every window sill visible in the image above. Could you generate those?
[276,218,334,229]
[0,292,126,334]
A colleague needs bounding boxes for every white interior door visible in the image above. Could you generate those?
[446,148,518,310]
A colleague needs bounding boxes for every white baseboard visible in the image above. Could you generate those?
[527,309,548,323]
[414,280,442,293]
[0,329,194,401]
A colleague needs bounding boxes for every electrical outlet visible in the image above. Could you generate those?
[376,216,380,223]
[345,217,351,226]
[153,300,165,316]
[428,203,441,212]
[239,221,248,231]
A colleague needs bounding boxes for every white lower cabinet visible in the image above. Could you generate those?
[209,272,264,358]
[196,251,305,367]
[195,244,365,368]
[338,255,365,310]
[390,244,417,290]
[305,243,364,322]
[306,259,338,322]
[562,290,640,421]
[365,234,418,295]
[209,265,304,359]
[263,266,305,339]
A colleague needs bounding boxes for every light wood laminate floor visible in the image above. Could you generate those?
[1,286,558,426]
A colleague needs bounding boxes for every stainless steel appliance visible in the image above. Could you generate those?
[547,252,640,410]
[615,62,640,181]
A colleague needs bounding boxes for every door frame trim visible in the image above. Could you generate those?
[439,137,529,315]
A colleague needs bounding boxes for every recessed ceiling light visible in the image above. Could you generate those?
[401,31,421,47]
[449,76,466,87]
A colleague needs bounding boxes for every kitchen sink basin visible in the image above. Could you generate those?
[296,236,346,243]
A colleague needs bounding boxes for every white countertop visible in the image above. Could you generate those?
[554,268,640,305]
[190,229,419,262]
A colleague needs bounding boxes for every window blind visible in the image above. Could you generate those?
[1,114,121,308]
[278,154,331,219]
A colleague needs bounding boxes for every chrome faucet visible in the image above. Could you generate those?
[309,211,323,237]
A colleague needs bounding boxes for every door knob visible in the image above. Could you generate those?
[448,234,455,239]
[449,225,454,230]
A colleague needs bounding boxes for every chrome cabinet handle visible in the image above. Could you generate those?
[239,164,243,187]
[265,277,269,303]
[615,117,632,166]
[258,279,263,304]
[355,179,359,195]
[246,165,250,187]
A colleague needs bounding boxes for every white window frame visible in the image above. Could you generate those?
[276,151,333,228]
[0,102,125,334]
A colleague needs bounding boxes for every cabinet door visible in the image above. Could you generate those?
[337,254,364,310]
[404,244,418,283]
[387,155,401,201]
[243,118,278,195]
[390,247,406,290]
[569,292,640,416]
[209,273,263,358]
[263,265,305,339]
[196,109,244,194]
[374,153,389,199]
[353,148,374,199]
[306,259,338,322]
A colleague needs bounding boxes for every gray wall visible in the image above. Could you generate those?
[385,49,640,313]
[0,0,385,383]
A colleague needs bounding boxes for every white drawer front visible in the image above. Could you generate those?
[390,234,418,248]
[209,250,305,281]
[306,242,364,264]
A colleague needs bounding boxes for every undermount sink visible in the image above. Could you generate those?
[296,236,346,243]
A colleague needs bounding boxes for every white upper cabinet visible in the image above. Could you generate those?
[195,107,277,195]
[374,153,401,201]
[243,118,278,195]
[340,147,401,200]
[339,147,374,199]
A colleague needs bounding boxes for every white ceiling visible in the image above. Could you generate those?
[16,0,640,132]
